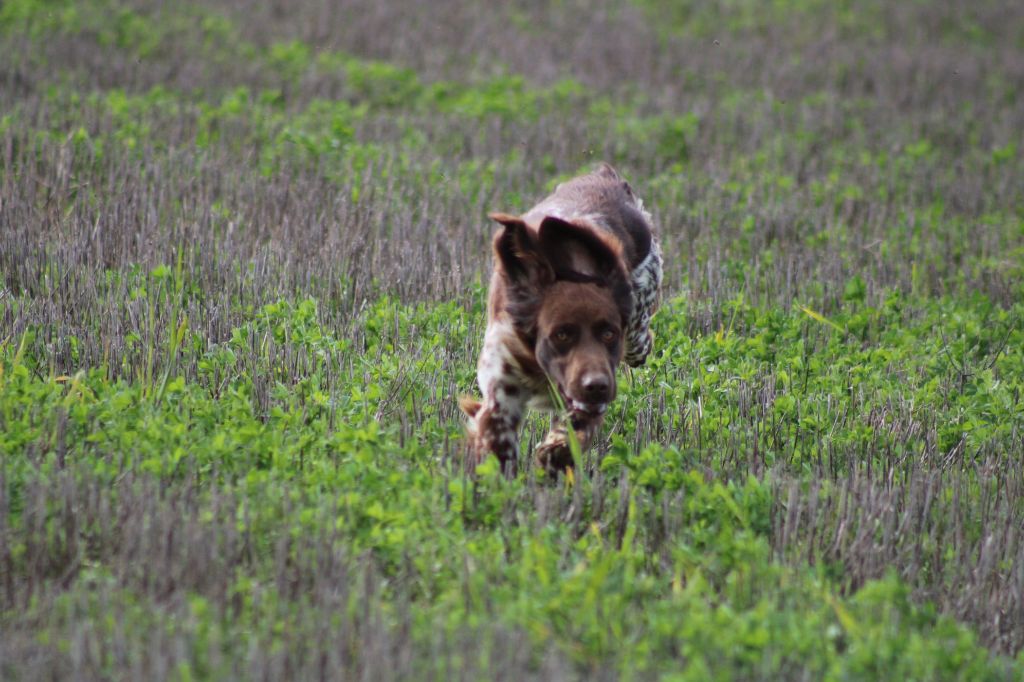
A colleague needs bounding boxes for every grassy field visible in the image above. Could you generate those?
[2,0,1023,678]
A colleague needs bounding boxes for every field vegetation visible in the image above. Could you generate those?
[2,0,1024,678]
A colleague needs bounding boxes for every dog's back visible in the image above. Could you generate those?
[522,163,654,271]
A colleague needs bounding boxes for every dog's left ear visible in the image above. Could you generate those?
[537,216,626,282]
[458,396,482,419]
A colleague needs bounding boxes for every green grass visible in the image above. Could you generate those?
[2,0,1024,678]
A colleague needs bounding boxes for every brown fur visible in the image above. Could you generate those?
[463,163,660,476]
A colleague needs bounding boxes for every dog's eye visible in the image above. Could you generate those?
[551,326,577,347]
[600,328,618,344]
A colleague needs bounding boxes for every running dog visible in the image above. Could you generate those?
[461,163,662,475]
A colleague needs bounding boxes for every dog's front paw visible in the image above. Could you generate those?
[534,439,575,476]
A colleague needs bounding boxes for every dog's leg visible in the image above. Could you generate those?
[534,411,604,475]
[466,388,524,475]
[466,327,526,475]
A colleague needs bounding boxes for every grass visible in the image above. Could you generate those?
[2,0,1024,678]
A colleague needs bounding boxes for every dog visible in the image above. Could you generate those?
[460,163,662,475]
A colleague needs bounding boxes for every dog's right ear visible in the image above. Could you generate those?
[489,213,553,288]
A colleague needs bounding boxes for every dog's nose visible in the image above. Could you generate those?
[581,374,611,403]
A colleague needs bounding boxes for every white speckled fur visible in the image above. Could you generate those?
[623,240,663,367]
[477,320,517,396]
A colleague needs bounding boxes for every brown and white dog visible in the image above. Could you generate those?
[461,163,662,475]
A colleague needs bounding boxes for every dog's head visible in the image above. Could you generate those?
[490,213,633,416]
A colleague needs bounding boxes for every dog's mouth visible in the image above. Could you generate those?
[569,399,608,416]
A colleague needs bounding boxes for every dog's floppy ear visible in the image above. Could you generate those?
[537,216,626,283]
[458,396,482,419]
[489,213,553,287]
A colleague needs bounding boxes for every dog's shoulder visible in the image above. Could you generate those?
[477,307,548,397]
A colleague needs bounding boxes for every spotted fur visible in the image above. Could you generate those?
[624,240,663,367]
[462,164,662,476]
